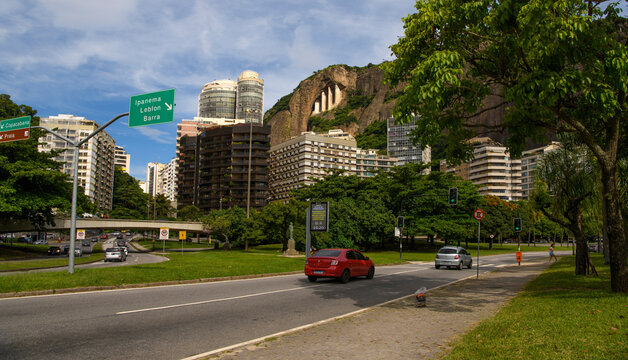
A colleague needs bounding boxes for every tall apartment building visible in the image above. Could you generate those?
[38,114,115,210]
[520,142,561,199]
[269,130,358,202]
[196,70,264,124]
[235,70,264,124]
[440,137,522,201]
[114,145,131,174]
[160,157,178,204]
[177,123,271,212]
[387,117,431,170]
[146,162,166,197]
[356,149,398,178]
[197,80,237,119]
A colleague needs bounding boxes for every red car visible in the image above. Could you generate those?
[305,248,375,283]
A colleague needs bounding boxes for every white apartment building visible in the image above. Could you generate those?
[269,130,358,201]
[356,149,398,178]
[440,137,522,201]
[520,142,561,199]
[160,157,178,204]
[114,145,131,174]
[146,162,166,197]
[38,114,115,210]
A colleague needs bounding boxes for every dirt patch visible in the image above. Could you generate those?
[206,263,549,360]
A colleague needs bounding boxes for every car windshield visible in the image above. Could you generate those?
[438,248,458,254]
[312,249,342,257]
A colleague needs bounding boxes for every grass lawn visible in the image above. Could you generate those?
[0,243,104,271]
[0,248,305,294]
[137,239,214,250]
[443,254,628,360]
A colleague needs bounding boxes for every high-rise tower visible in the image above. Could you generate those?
[235,70,264,124]
[197,79,237,119]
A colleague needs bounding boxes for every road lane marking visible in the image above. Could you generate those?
[117,285,325,315]
[118,268,431,315]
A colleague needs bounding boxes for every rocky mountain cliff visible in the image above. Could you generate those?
[264,64,404,146]
[264,63,509,148]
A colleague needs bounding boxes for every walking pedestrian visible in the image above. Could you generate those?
[549,243,558,263]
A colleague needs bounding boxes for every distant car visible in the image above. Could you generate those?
[116,240,126,247]
[119,245,128,256]
[304,248,375,283]
[435,246,473,270]
[100,234,108,239]
[47,246,61,256]
[62,244,71,254]
[104,247,126,262]
[92,237,99,242]
[17,237,32,243]
[74,247,83,257]
[116,233,124,239]
[82,239,91,247]
[33,239,47,245]
[588,244,603,253]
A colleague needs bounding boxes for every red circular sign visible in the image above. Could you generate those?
[161,229,168,236]
[473,209,485,221]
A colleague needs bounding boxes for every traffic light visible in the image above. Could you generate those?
[397,216,404,228]
[448,188,458,206]
[514,218,522,232]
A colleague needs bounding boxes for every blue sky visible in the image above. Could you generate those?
[0,0,416,181]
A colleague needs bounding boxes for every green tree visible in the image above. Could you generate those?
[532,141,598,275]
[150,194,174,220]
[0,94,94,228]
[177,205,202,222]
[202,207,246,250]
[110,168,149,219]
[383,1,628,292]
[257,200,306,252]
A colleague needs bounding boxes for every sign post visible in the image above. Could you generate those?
[473,209,485,279]
[306,202,329,262]
[129,89,175,127]
[0,116,30,143]
[160,227,169,254]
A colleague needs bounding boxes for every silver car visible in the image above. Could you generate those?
[104,247,127,262]
[435,246,473,270]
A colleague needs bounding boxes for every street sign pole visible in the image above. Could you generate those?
[477,220,480,279]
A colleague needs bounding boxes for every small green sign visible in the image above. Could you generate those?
[129,89,175,127]
[0,116,31,132]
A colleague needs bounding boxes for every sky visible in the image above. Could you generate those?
[0,0,417,181]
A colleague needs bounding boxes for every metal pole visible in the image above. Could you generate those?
[247,119,252,219]
[477,220,480,279]
[305,206,311,263]
[68,145,79,273]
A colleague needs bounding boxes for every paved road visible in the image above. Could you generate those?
[0,252,555,360]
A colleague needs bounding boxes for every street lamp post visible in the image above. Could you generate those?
[245,108,259,252]
[31,112,129,274]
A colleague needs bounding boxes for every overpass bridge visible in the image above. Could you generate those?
[0,218,205,233]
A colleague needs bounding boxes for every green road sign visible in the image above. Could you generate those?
[0,116,31,143]
[0,116,31,132]
[129,89,175,127]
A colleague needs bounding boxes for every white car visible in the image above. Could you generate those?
[104,247,127,262]
[435,246,473,270]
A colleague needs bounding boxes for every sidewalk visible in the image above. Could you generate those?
[204,262,551,360]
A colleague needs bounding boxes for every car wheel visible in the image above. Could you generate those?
[340,269,351,283]
[367,266,375,279]
[307,275,317,282]
[468,260,473,269]
[435,265,440,269]
[458,262,463,270]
